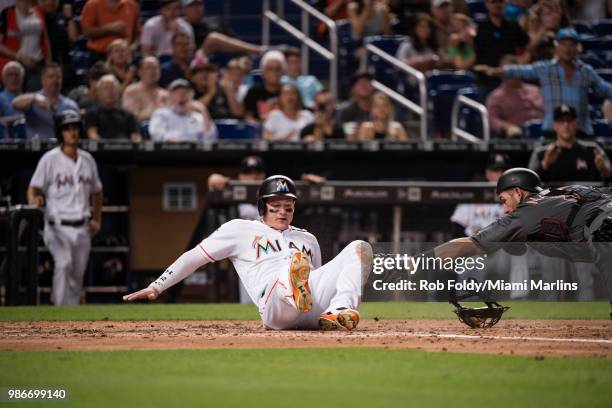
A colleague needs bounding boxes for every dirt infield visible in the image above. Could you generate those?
[1,319,611,358]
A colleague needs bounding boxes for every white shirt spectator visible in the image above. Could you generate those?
[149,107,217,142]
[141,16,195,57]
[263,109,314,141]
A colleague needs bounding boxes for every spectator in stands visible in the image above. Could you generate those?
[244,50,284,122]
[348,0,392,40]
[39,0,78,90]
[337,71,374,135]
[480,28,612,137]
[473,0,530,100]
[529,104,611,181]
[122,56,169,123]
[503,0,533,23]
[448,13,476,70]
[522,0,570,62]
[281,47,323,109]
[430,0,453,55]
[301,88,346,141]
[263,83,313,141]
[226,56,250,103]
[0,61,24,138]
[567,0,611,21]
[315,0,350,39]
[396,13,442,72]
[182,0,264,55]
[12,63,77,139]
[149,78,217,141]
[141,0,194,58]
[159,32,194,88]
[105,39,136,94]
[68,62,110,113]
[84,75,140,142]
[486,55,543,138]
[0,0,52,91]
[356,92,409,140]
[189,55,243,119]
[80,0,141,63]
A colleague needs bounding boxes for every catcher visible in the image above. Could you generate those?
[431,167,612,327]
[124,175,373,331]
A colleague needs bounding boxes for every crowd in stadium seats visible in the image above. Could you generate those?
[0,0,610,142]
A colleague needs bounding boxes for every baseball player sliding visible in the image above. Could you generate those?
[124,175,373,330]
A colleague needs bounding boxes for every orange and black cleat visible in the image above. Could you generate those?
[289,252,312,313]
[319,308,360,331]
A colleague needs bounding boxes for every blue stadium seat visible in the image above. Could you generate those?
[572,21,593,36]
[456,87,485,138]
[581,37,612,55]
[215,120,260,140]
[364,35,408,92]
[336,19,360,97]
[594,19,612,37]
[522,119,543,140]
[427,71,475,136]
[249,69,263,85]
[593,119,612,138]
[69,36,91,76]
[139,122,150,140]
[580,52,604,68]
[9,118,27,140]
[589,105,604,120]
[466,0,486,16]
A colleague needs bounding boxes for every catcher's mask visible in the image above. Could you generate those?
[450,278,510,328]
[256,175,297,216]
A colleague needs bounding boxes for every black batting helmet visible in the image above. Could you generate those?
[54,110,82,142]
[496,167,543,195]
[256,175,297,216]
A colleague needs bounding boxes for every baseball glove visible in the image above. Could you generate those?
[452,301,510,328]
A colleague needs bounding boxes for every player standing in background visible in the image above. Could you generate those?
[27,110,103,305]
[124,175,373,331]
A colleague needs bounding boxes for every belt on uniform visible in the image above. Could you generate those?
[48,218,88,227]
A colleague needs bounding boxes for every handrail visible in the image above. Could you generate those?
[451,94,490,144]
[364,43,428,141]
[262,0,338,99]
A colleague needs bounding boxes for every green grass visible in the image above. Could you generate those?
[0,348,610,408]
[0,301,609,322]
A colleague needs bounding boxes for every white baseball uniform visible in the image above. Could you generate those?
[150,219,373,329]
[29,147,102,305]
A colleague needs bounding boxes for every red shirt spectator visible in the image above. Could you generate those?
[80,0,140,55]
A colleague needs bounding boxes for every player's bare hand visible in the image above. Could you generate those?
[123,287,159,302]
[34,94,51,110]
[594,148,612,177]
[505,124,522,137]
[29,195,45,207]
[301,173,326,184]
[89,219,101,237]
[541,144,561,170]
[208,173,230,191]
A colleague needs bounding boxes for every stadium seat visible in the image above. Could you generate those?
[215,120,260,140]
[455,87,485,138]
[572,21,593,36]
[593,119,612,138]
[69,36,91,77]
[364,35,408,92]
[580,52,604,68]
[427,70,475,136]
[594,19,612,37]
[139,122,150,140]
[581,37,612,55]
[9,119,27,140]
[522,119,543,140]
[466,0,486,16]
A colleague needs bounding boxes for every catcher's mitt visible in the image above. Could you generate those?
[452,301,510,328]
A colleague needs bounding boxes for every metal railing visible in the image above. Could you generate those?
[451,95,490,143]
[364,43,428,141]
[262,0,338,99]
